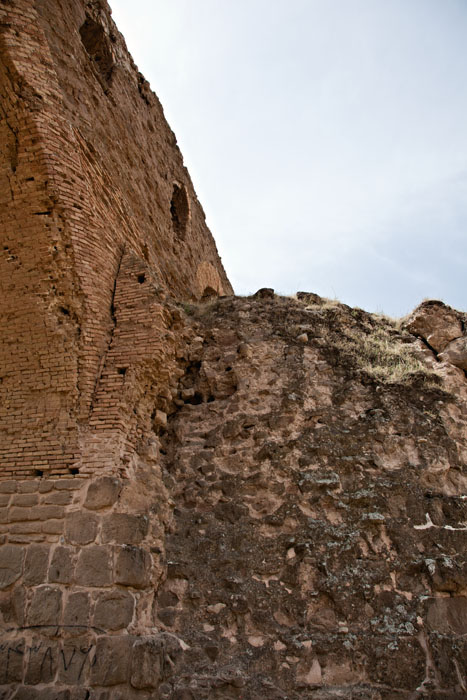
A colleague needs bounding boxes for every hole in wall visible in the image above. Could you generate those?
[201,286,217,301]
[185,391,203,406]
[137,274,146,284]
[79,16,114,85]
[34,469,43,477]
[170,184,189,240]
[69,467,80,475]
[118,367,127,375]
[59,307,70,316]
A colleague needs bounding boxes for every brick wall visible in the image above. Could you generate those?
[0,0,232,479]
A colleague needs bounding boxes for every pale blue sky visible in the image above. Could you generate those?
[109,0,466,316]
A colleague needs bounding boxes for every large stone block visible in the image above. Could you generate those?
[27,586,62,627]
[93,590,135,630]
[90,636,133,686]
[115,546,151,588]
[0,637,25,684]
[63,592,91,631]
[57,638,95,685]
[23,545,49,586]
[84,477,122,510]
[130,634,182,690]
[48,546,74,584]
[75,546,112,587]
[65,511,98,545]
[24,639,59,685]
[101,513,148,545]
[130,636,163,690]
[0,545,24,589]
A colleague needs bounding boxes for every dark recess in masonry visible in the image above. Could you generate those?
[171,184,189,240]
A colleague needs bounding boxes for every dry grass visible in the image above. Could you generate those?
[336,325,440,385]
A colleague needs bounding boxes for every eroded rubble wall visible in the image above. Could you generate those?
[0,1,466,699]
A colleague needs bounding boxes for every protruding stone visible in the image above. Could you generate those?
[253,287,274,299]
[153,410,167,429]
[130,636,164,690]
[84,477,122,510]
[404,300,463,352]
[439,336,467,371]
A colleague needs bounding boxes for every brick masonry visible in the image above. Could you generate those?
[0,0,232,479]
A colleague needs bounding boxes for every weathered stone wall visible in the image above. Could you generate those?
[1,0,466,698]
[0,0,231,479]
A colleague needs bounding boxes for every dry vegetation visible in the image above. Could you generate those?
[335,325,440,385]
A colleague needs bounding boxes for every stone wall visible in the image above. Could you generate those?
[0,0,231,479]
[1,0,466,697]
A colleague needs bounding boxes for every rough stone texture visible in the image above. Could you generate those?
[0,0,466,698]
[439,336,467,371]
[404,300,465,352]
[0,0,232,480]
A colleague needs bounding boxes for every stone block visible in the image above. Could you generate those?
[41,520,64,535]
[24,544,49,586]
[0,544,24,588]
[65,511,98,545]
[84,477,121,510]
[54,478,86,490]
[130,633,182,690]
[75,546,112,587]
[0,587,25,626]
[12,493,39,506]
[101,513,148,545]
[49,546,74,584]
[0,637,25,684]
[115,546,151,588]
[130,636,163,689]
[427,597,467,635]
[11,690,70,700]
[24,638,59,685]
[38,481,54,493]
[0,481,17,493]
[17,481,39,494]
[93,590,135,630]
[43,491,73,505]
[10,521,42,534]
[63,592,90,630]
[90,636,133,686]
[57,638,95,685]
[28,586,62,627]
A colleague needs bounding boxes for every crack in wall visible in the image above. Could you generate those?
[88,245,125,419]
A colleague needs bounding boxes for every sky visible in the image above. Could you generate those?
[109,0,467,317]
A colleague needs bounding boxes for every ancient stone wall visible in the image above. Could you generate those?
[1,294,467,697]
[0,0,231,479]
[1,0,466,698]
